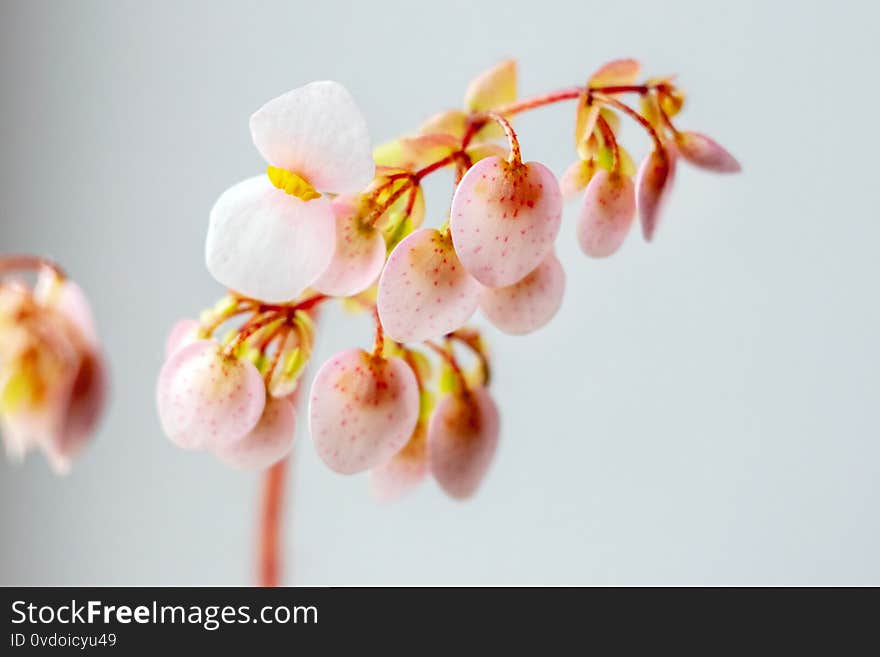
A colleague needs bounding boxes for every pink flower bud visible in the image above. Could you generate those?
[450,156,562,288]
[674,131,741,173]
[309,349,419,475]
[577,170,636,258]
[156,340,265,450]
[636,146,676,242]
[479,251,565,335]
[427,386,499,499]
[377,228,481,343]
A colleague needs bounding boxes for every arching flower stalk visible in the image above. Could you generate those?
[0,255,106,473]
[158,58,740,585]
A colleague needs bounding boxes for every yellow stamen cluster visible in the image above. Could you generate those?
[266,166,321,201]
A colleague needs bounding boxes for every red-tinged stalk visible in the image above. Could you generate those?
[448,331,491,386]
[591,92,667,156]
[595,114,621,172]
[371,305,385,356]
[258,456,288,587]
[425,340,468,391]
[485,111,522,165]
[0,254,66,280]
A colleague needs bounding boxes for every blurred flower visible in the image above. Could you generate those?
[0,263,106,473]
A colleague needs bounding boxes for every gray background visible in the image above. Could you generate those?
[1,0,877,585]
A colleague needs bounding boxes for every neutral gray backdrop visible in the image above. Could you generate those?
[1,0,877,585]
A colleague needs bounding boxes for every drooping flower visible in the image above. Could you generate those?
[576,170,637,258]
[0,266,106,473]
[674,131,741,173]
[427,385,500,499]
[479,251,565,335]
[156,339,266,450]
[450,156,563,288]
[309,348,419,474]
[205,81,374,303]
[636,146,677,242]
[377,227,482,343]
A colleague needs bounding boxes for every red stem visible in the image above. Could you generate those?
[257,458,288,587]
[494,86,582,116]
[591,92,666,152]
[0,254,66,279]
[485,111,521,164]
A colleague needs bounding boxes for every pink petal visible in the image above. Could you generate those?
[479,251,565,335]
[165,319,201,358]
[577,170,636,258]
[309,349,419,475]
[312,197,387,297]
[450,157,562,288]
[369,423,428,502]
[43,350,107,474]
[249,81,374,194]
[156,340,265,450]
[427,386,499,499]
[675,131,741,173]
[636,147,677,242]
[214,396,296,470]
[205,175,335,303]
[377,228,481,343]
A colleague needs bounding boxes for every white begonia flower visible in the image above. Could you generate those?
[206,81,374,303]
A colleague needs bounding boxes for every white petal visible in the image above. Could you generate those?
[205,175,335,303]
[250,81,374,194]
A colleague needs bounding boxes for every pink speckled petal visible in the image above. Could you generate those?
[156,340,265,451]
[427,387,499,499]
[34,270,99,347]
[636,147,677,242]
[214,396,296,470]
[675,131,741,173]
[377,228,481,343]
[312,197,387,297]
[165,319,201,358]
[479,251,565,335]
[450,157,562,287]
[577,170,636,258]
[249,81,374,194]
[206,175,335,303]
[309,349,419,475]
[369,423,428,502]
